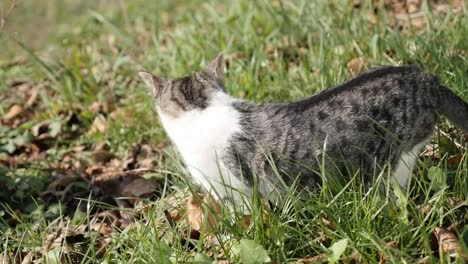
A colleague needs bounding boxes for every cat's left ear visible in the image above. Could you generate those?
[206,53,224,79]
[139,71,163,97]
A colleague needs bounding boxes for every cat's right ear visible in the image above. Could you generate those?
[206,53,224,79]
[139,71,163,97]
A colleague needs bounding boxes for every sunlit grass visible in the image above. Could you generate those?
[0,0,467,263]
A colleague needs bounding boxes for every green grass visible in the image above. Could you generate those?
[1,0,467,263]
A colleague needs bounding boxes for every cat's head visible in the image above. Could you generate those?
[139,53,227,118]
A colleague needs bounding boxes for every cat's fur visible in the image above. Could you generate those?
[139,54,468,203]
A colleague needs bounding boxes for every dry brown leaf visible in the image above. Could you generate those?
[216,260,233,264]
[91,149,115,164]
[89,101,103,114]
[31,120,50,138]
[379,240,398,264]
[21,251,34,264]
[120,177,157,199]
[138,158,154,170]
[415,256,431,264]
[97,237,113,256]
[434,227,459,258]
[164,193,187,223]
[38,223,87,263]
[26,87,39,108]
[91,116,107,133]
[187,193,206,231]
[410,16,426,29]
[387,241,397,248]
[322,214,336,230]
[0,255,11,264]
[3,104,24,120]
[350,249,362,263]
[86,164,105,176]
[420,143,439,159]
[296,255,326,263]
[94,210,120,226]
[347,57,365,75]
[91,222,113,236]
[407,0,422,13]
[225,51,243,64]
[187,193,221,233]
[25,142,42,160]
[242,214,252,228]
[44,173,80,194]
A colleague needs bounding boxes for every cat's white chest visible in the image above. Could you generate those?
[157,94,249,199]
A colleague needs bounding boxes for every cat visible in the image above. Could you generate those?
[139,53,468,205]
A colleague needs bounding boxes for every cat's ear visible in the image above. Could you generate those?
[139,71,163,97]
[206,53,224,79]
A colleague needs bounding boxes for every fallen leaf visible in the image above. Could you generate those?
[328,238,348,263]
[407,0,422,13]
[187,193,207,232]
[349,249,362,264]
[434,227,459,258]
[26,142,41,158]
[96,236,113,255]
[31,119,62,139]
[3,104,24,120]
[347,57,365,75]
[379,240,398,264]
[138,158,154,170]
[21,251,35,264]
[93,210,120,226]
[296,255,326,263]
[91,116,107,133]
[32,120,50,137]
[26,87,39,108]
[193,252,214,263]
[89,101,103,114]
[9,79,27,87]
[164,194,186,224]
[91,149,115,164]
[35,221,88,263]
[420,143,439,160]
[120,177,158,199]
[91,222,113,236]
[415,256,430,264]
[238,239,271,264]
[187,193,221,233]
[43,173,80,194]
[299,47,307,56]
[322,214,335,230]
[48,120,62,137]
[0,255,11,264]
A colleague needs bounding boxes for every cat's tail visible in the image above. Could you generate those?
[436,83,468,132]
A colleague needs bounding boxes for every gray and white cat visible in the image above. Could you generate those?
[139,53,468,204]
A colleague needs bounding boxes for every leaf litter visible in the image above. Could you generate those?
[1,76,171,260]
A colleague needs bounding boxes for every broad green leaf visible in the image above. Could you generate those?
[392,183,409,224]
[462,225,468,246]
[45,248,61,264]
[154,242,174,264]
[239,239,271,264]
[427,166,447,191]
[13,131,33,146]
[2,140,16,153]
[193,253,214,264]
[49,120,62,138]
[328,238,348,263]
